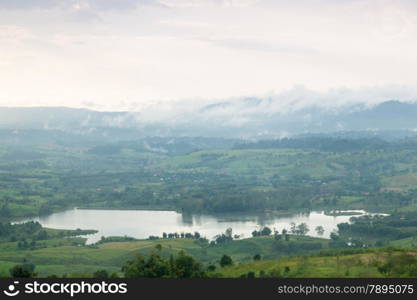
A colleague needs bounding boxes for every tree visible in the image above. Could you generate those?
[122,251,169,278]
[378,263,392,276]
[36,230,48,240]
[315,226,325,236]
[247,271,255,278]
[185,233,193,239]
[281,228,290,241]
[171,251,206,278]
[290,222,297,234]
[253,254,261,261]
[93,270,109,278]
[330,232,339,241]
[225,228,233,238]
[214,228,234,244]
[207,265,216,272]
[10,264,36,278]
[122,247,206,278]
[220,254,233,267]
[260,226,272,236]
[296,223,309,236]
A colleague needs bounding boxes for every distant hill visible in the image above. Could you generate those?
[1,101,417,138]
[0,107,137,130]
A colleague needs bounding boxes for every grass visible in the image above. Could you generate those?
[0,235,329,277]
[389,236,417,248]
[382,173,417,190]
[214,249,417,278]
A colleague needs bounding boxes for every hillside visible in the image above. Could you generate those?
[3,101,417,138]
[215,249,417,278]
[0,235,328,277]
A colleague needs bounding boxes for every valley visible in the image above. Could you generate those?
[2,127,417,277]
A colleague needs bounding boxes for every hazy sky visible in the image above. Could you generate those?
[1,0,417,111]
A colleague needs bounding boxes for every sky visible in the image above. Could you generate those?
[1,0,417,112]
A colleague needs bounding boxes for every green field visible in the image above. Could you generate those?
[1,229,416,278]
[214,249,417,278]
[2,135,417,277]
[4,137,417,217]
[0,235,331,277]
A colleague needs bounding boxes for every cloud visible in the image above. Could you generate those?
[2,0,417,110]
[203,37,319,55]
[158,0,259,8]
[0,0,261,11]
[0,0,156,11]
[0,25,32,40]
[0,0,61,10]
[127,85,417,125]
[81,0,157,11]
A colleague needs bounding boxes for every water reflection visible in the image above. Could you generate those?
[180,213,194,226]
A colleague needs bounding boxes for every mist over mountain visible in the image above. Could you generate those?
[1,100,417,140]
[0,107,138,130]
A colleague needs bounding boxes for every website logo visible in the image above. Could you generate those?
[3,281,20,297]
[3,280,128,297]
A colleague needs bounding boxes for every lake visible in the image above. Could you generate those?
[24,209,374,244]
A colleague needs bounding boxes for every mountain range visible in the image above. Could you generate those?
[1,100,417,139]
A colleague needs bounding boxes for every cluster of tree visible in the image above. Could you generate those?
[97,236,137,244]
[0,221,42,242]
[251,226,272,237]
[234,137,391,152]
[161,232,201,239]
[273,229,291,241]
[212,228,235,245]
[239,266,291,278]
[17,239,39,250]
[362,190,417,209]
[376,252,417,277]
[92,270,119,278]
[289,222,310,236]
[270,224,321,241]
[87,137,236,157]
[337,212,417,244]
[0,221,95,251]
[219,254,233,267]
[9,264,37,278]
[122,246,207,278]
